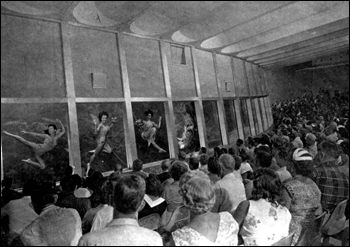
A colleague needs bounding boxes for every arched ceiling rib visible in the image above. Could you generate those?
[1,1,348,69]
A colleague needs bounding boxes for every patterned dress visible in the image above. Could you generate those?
[284,176,322,245]
[172,212,239,246]
[240,199,291,246]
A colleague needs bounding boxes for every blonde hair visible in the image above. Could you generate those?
[179,171,216,215]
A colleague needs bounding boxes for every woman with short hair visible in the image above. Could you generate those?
[171,171,239,246]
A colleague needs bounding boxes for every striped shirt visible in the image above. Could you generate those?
[311,160,349,212]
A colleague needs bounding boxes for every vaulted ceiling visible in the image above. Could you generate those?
[2,1,349,69]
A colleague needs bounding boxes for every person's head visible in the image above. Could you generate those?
[251,168,283,206]
[114,174,145,215]
[22,179,36,197]
[214,146,221,157]
[132,159,144,172]
[199,147,207,154]
[340,141,349,156]
[144,109,154,120]
[240,151,249,162]
[115,163,123,174]
[178,151,187,161]
[161,159,171,171]
[189,157,200,170]
[60,175,76,193]
[220,148,228,155]
[169,161,189,181]
[199,154,209,166]
[145,174,162,197]
[317,140,341,160]
[98,111,109,123]
[71,174,83,189]
[2,177,13,188]
[207,156,222,177]
[87,171,103,191]
[290,148,314,177]
[90,177,113,207]
[236,139,244,147]
[305,133,317,147]
[179,171,216,215]
[228,147,236,155]
[218,154,235,173]
[233,155,242,171]
[64,166,74,177]
[255,150,273,168]
[31,181,57,214]
[45,124,57,135]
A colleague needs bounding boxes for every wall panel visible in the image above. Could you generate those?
[195,49,218,97]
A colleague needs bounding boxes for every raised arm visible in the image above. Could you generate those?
[157,116,162,129]
[56,119,66,139]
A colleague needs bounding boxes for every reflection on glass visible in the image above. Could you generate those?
[250,99,260,134]
[132,102,169,163]
[239,99,251,138]
[203,101,222,148]
[258,98,266,131]
[173,101,200,153]
[224,100,239,144]
[77,103,127,172]
[1,103,70,189]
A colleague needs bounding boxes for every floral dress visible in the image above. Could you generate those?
[241,199,292,246]
[172,212,239,246]
[284,176,322,245]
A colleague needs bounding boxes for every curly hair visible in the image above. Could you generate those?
[251,168,283,206]
[98,111,109,121]
[179,171,216,215]
[207,156,222,176]
[169,161,189,181]
[145,174,162,197]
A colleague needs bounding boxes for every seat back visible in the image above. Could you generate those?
[139,213,161,231]
[162,205,190,232]
[272,232,295,246]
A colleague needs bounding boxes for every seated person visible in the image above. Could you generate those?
[161,161,189,227]
[78,174,163,246]
[139,174,167,219]
[82,177,114,234]
[157,159,172,184]
[21,181,82,246]
[233,168,292,246]
[171,171,239,246]
[132,159,149,180]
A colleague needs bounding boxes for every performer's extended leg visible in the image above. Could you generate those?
[22,154,45,169]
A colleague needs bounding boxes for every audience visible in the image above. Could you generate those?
[132,159,149,179]
[157,159,172,184]
[21,181,82,246]
[78,174,163,246]
[171,171,239,246]
[234,168,292,246]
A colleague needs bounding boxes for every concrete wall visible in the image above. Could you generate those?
[266,51,349,104]
[1,14,273,184]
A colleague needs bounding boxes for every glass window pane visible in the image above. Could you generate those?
[224,100,239,144]
[239,99,251,137]
[203,101,222,148]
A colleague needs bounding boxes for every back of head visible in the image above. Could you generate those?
[115,164,123,173]
[207,156,222,176]
[319,140,340,159]
[169,161,189,181]
[22,179,36,196]
[90,177,112,207]
[114,174,145,214]
[189,157,199,170]
[219,154,235,172]
[71,174,82,188]
[236,139,244,147]
[161,159,171,171]
[199,154,209,166]
[145,174,162,197]
[233,155,242,170]
[179,171,215,215]
[31,181,57,213]
[256,150,273,168]
[178,151,187,161]
[60,175,76,193]
[200,147,207,154]
[291,148,314,177]
[251,168,282,205]
[132,159,143,172]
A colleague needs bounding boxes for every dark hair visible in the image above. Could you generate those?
[60,176,76,193]
[90,177,113,207]
[251,168,283,206]
[144,109,154,117]
[87,171,103,191]
[319,140,340,159]
[71,174,83,188]
[236,139,244,147]
[199,154,209,166]
[340,141,349,155]
[200,147,207,154]
[31,181,57,211]
[45,124,57,135]
[256,150,273,168]
[98,111,109,122]
[22,179,36,196]
[169,161,189,181]
[208,157,222,176]
[189,157,200,170]
[145,174,162,197]
[132,159,143,172]
[233,155,242,171]
[240,151,249,162]
[64,166,74,176]
[292,160,314,177]
[161,159,171,171]
[2,177,13,188]
[114,174,145,214]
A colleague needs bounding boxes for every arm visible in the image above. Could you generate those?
[232,200,250,228]
[157,116,162,129]
[55,119,66,139]
[21,130,46,138]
